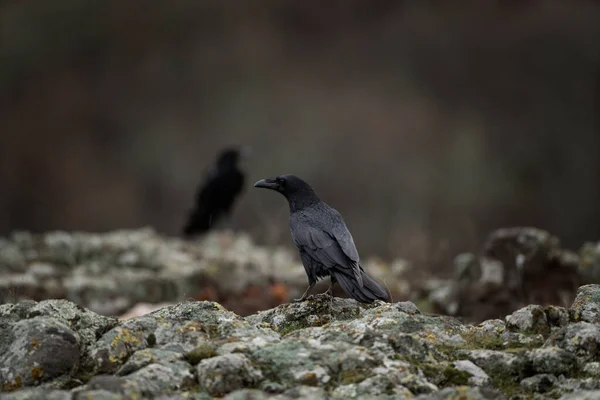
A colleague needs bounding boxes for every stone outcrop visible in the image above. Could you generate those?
[2,285,600,399]
[428,227,598,322]
[0,229,409,318]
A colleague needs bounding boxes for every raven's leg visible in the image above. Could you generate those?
[324,275,337,296]
[292,282,316,303]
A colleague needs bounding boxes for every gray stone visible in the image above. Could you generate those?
[520,374,557,393]
[559,391,600,400]
[121,362,196,397]
[462,349,527,377]
[453,360,491,386]
[116,349,185,376]
[505,305,549,335]
[558,322,600,362]
[527,347,577,375]
[583,362,600,377]
[0,317,80,388]
[415,387,505,399]
[570,284,600,324]
[197,353,262,396]
[0,388,73,400]
[544,305,570,328]
[246,294,363,335]
[4,287,600,399]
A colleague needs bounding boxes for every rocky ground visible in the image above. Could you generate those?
[1,284,600,399]
[0,228,409,318]
[1,227,600,323]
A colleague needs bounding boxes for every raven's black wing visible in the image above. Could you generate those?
[290,207,363,286]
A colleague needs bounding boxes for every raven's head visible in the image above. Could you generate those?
[217,146,251,168]
[254,174,317,201]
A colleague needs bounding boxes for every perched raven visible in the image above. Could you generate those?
[254,174,390,303]
[183,147,246,236]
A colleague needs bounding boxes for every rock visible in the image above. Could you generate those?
[121,362,196,397]
[505,305,549,335]
[453,360,491,387]
[502,331,544,349]
[583,362,600,377]
[4,292,600,399]
[0,317,80,389]
[433,227,582,323]
[579,242,600,284]
[197,353,263,396]
[0,388,73,400]
[552,322,600,363]
[527,347,577,375]
[520,374,557,393]
[544,305,570,328]
[570,284,600,324]
[461,349,527,377]
[415,386,505,399]
[247,294,362,335]
[559,391,600,400]
[0,229,405,318]
[224,386,329,400]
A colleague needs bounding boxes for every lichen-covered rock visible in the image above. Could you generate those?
[453,360,491,387]
[121,362,196,397]
[415,386,505,399]
[544,305,570,328]
[224,386,329,400]
[583,362,600,377]
[435,227,582,323]
[0,388,73,400]
[579,242,600,284]
[461,349,527,377]
[4,291,600,399]
[241,293,363,335]
[0,229,405,318]
[197,353,262,396]
[559,391,600,400]
[505,305,549,335]
[551,322,600,363]
[570,284,600,324]
[527,347,577,375]
[520,374,557,393]
[0,317,80,389]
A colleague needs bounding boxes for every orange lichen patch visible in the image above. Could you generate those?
[30,338,40,349]
[3,376,22,391]
[31,366,44,380]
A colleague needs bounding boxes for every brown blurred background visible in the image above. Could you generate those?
[1,0,600,276]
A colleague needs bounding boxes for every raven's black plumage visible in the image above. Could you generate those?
[254,174,390,303]
[183,148,245,236]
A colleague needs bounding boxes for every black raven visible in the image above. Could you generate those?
[254,174,390,303]
[183,147,246,236]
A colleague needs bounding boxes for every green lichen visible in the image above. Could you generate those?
[30,366,44,381]
[420,362,469,386]
[339,369,371,385]
[185,343,218,365]
[459,329,504,351]
[2,376,22,391]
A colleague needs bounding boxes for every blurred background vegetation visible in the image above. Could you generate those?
[1,0,600,276]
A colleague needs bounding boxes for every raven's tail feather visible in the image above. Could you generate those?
[332,269,390,303]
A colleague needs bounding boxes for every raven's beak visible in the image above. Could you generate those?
[254,178,278,190]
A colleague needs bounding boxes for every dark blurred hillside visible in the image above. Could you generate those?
[1,0,600,275]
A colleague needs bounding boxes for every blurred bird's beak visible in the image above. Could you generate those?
[254,178,278,190]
